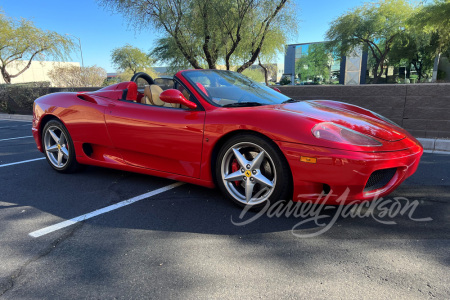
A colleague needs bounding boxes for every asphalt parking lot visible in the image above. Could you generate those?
[0,118,449,299]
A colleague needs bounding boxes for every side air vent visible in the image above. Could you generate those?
[82,143,93,157]
[77,93,97,104]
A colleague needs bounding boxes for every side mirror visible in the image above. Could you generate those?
[159,89,197,109]
[271,87,282,93]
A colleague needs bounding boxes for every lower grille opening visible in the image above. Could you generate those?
[364,168,397,193]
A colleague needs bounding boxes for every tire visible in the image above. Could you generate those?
[42,119,81,173]
[215,134,291,209]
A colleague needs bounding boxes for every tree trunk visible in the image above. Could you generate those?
[225,34,242,71]
[259,59,269,86]
[199,2,217,70]
[373,58,385,84]
[372,62,380,84]
[203,38,216,69]
[236,0,287,73]
[236,52,259,73]
[413,60,423,82]
[1,67,11,84]
[172,34,203,70]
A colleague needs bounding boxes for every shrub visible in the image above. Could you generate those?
[280,76,291,85]
[437,70,447,81]
[0,82,50,114]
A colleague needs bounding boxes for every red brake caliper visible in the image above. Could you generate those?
[231,159,240,186]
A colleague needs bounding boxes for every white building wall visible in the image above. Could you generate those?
[276,63,284,82]
[0,60,80,86]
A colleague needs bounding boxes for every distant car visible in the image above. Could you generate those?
[32,70,422,208]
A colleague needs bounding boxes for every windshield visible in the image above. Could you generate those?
[182,70,291,107]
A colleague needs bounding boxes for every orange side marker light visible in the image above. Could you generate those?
[300,156,317,164]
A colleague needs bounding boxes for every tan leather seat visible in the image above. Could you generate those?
[144,85,180,108]
[181,89,189,100]
[143,85,153,105]
[179,88,190,109]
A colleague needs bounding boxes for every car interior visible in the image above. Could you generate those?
[120,72,281,109]
[121,78,189,109]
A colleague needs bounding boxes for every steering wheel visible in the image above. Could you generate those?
[130,72,155,93]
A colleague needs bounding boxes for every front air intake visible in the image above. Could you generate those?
[364,168,397,192]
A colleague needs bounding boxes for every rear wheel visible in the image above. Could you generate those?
[42,120,80,173]
[216,134,291,208]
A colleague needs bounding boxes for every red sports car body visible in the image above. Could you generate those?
[32,70,422,207]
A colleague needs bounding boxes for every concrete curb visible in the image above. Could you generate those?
[417,138,450,154]
[0,113,33,121]
[0,113,449,153]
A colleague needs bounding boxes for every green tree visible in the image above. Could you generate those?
[295,43,332,83]
[413,0,450,54]
[100,0,296,73]
[152,29,285,85]
[111,44,154,75]
[242,68,265,83]
[240,26,288,85]
[151,37,193,74]
[214,0,295,72]
[257,59,278,85]
[412,0,450,81]
[326,0,415,83]
[389,31,439,82]
[0,11,74,84]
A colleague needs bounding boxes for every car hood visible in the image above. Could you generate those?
[278,100,405,142]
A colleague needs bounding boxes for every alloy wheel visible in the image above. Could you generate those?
[221,142,277,205]
[44,126,70,168]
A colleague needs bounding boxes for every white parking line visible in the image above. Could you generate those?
[0,135,33,141]
[0,124,31,129]
[0,157,46,168]
[0,119,32,123]
[29,181,185,238]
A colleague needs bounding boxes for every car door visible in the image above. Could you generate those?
[104,93,205,179]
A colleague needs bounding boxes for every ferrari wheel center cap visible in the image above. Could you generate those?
[244,170,252,178]
[57,144,61,150]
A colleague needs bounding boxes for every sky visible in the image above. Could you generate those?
[1,0,366,73]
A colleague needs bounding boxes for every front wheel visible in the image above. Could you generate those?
[42,119,81,173]
[215,134,291,208]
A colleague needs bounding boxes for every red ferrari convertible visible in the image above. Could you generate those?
[32,70,423,207]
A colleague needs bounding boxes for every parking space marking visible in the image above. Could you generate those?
[0,124,31,129]
[0,157,46,168]
[0,135,33,141]
[0,126,24,129]
[0,119,32,122]
[29,181,185,238]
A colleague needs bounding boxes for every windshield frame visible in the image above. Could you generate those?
[181,69,291,107]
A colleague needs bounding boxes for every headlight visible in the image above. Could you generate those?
[312,122,382,147]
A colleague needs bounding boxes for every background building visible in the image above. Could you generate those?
[284,42,366,85]
[284,42,448,85]
[0,61,81,86]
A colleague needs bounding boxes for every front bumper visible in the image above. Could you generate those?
[278,140,423,205]
[31,102,45,153]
